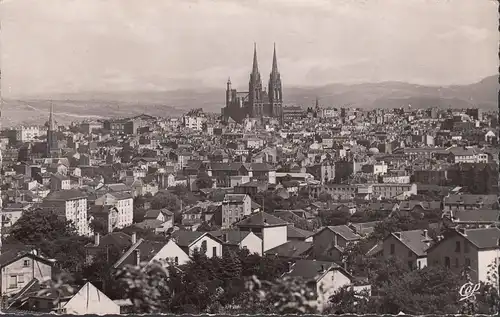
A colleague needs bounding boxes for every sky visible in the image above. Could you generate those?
[1,0,498,98]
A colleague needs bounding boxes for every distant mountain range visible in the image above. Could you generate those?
[2,75,497,128]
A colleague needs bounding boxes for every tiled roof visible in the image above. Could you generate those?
[170,230,205,247]
[325,225,361,241]
[284,259,344,281]
[44,189,87,201]
[391,229,430,257]
[209,230,251,245]
[287,225,314,239]
[453,209,500,223]
[460,227,500,249]
[265,241,313,259]
[223,194,247,203]
[235,212,288,228]
[444,194,498,206]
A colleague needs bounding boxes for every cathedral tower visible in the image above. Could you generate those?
[268,43,283,118]
[248,43,264,117]
[47,103,58,157]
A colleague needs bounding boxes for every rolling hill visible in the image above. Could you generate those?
[2,75,497,128]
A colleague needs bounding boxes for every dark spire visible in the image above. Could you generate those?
[252,42,259,75]
[49,102,56,131]
[271,42,278,74]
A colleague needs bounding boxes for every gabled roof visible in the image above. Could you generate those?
[284,259,351,282]
[85,232,132,250]
[287,225,314,240]
[170,230,209,247]
[44,189,87,201]
[460,227,500,249]
[453,209,500,223]
[235,212,288,228]
[209,230,253,245]
[223,194,248,203]
[112,238,166,269]
[444,194,498,206]
[312,225,361,241]
[265,241,313,259]
[389,229,430,257]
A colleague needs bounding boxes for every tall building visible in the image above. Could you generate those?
[47,103,59,157]
[222,43,283,123]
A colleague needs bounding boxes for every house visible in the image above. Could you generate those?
[427,227,500,283]
[50,173,70,191]
[287,226,315,242]
[310,225,361,262]
[449,209,500,228]
[8,281,120,314]
[144,209,174,227]
[283,260,360,310]
[235,212,289,252]
[221,194,252,228]
[0,246,55,298]
[41,189,89,236]
[170,230,223,258]
[113,237,190,269]
[85,232,136,264]
[382,229,432,270]
[94,192,134,229]
[209,230,263,255]
[443,194,499,211]
[88,205,119,234]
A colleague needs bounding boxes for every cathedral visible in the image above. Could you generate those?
[222,43,283,123]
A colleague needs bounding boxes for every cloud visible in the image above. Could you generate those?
[1,0,497,97]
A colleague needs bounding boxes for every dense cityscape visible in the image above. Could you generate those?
[0,41,498,315]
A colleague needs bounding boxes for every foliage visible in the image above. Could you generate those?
[196,221,220,232]
[36,273,76,308]
[10,209,89,272]
[236,275,319,314]
[10,209,78,244]
[89,217,108,235]
[151,192,181,211]
[114,260,172,313]
[195,171,214,189]
[326,285,375,314]
[318,191,332,202]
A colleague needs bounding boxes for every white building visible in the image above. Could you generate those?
[42,189,90,236]
[15,126,41,142]
[183,116,206,131]
[94,192,134,229]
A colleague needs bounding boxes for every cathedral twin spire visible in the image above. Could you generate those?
[249,43,281,102]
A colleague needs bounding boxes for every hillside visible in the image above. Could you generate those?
[2,75,497,128]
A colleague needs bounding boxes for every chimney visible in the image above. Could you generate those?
[458,227,467,236]
[319,264,325,273]
[94,233,100,246]
[222,233,228,243]
[131,232,137,244]
[423,229,428,239]
[134,249,140,266]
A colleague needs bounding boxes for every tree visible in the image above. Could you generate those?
[318,191,332,202]
[10,209,77,244]
[151,192,181,211]
[195,172,214,189]
[89,217,108,235]
[114,261,172,313]
[196,222,220,232]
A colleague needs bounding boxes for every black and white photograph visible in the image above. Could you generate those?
[0,0,498,315]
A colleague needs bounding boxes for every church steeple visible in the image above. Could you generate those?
[271,42,278,75]
[48,102,56,131]
[47,102,58,157]
[268,43,283,116]
[252,42,259,75]
[249,42,263,113]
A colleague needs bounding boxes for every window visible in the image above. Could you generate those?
[455,241,461,253]
[201,240,207,254]
[464,242,470,253]
[408,250,413,257]
[174,256,179,265]
[390,244,395,255]
[445,256,451,268]
[213,247,217,257]
[23,260,30,267]
[465,258,471,267]
[408,261,413,270]
[8,275,17,288]
[455,258,459,268]
[418,261,421,269]
[18,274,24,283]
